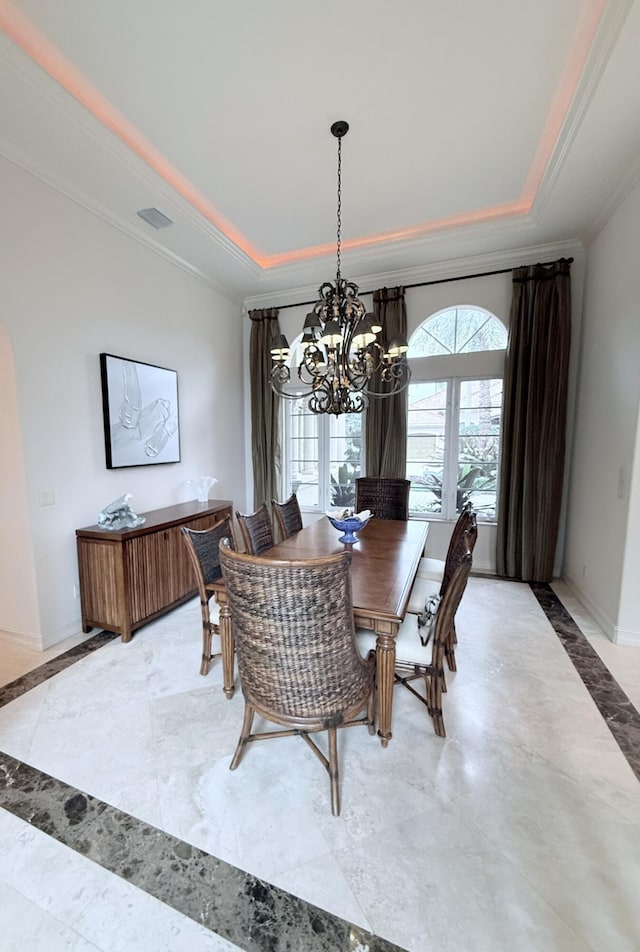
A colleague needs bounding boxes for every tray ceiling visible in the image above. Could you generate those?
[1,0,640,298]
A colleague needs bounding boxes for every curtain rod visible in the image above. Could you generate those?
[275,257,574,311]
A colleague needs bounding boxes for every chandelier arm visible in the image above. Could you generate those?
[270,364,315,401]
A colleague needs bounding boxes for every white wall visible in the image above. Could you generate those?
[563,177,640,644]
[0,157,247,649]
[0,326,40,640]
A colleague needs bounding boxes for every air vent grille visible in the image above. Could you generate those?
[136,207,173,229]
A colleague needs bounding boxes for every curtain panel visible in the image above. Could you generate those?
[364,286,408,479]
[248,308,281,510]
[496,259,572,582]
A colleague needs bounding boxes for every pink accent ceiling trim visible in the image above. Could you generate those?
[0,1,264,263]
[0,0,608,270]
[521,0,608,203]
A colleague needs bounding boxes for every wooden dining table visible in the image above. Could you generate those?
[212,516,428,747]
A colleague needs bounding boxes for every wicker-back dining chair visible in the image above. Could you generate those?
[417,502,476,584]
[219,541,376,816]
[355,477,410,521]
[235,503,274,555]
[357,535,473,738]
[181,518,235,675]
[271,492,303,541]
[407,517,477,676]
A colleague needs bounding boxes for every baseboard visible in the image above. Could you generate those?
[612,625,640,647]
[471,560,496,577]
[0,627,42,651]
[561,573,617,642]
[41,616,85,651]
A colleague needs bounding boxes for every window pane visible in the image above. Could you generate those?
[407,381,448,514]
[408,307,507,357]
[288,399,319,508]
[457,378,502,518]
[407,315,454,357]
[455,309,507,353]
[329,414,362,509]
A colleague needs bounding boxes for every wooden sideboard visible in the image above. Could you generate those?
[76,500,233,642]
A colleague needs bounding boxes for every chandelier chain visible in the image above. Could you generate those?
[269,119,411,415]
[336,135,342,281]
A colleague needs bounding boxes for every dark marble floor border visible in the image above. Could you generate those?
[0,752,402,952]
[530,583,640,783]
[0,633,405,952]
[0,631,118,708]
[2,588,638,950]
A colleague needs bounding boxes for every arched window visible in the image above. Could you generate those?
[408,306,507,357]
[406,306,506,521]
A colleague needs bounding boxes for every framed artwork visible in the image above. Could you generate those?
[100,353,180,468]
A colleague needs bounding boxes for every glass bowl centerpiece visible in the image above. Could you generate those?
[326,509,372,544]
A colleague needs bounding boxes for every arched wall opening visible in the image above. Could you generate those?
[0,323,41,645]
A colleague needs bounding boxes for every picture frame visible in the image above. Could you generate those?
[100,353,180,468]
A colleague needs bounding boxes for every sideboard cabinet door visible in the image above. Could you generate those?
[76,501,233,642]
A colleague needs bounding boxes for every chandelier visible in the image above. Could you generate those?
[270,121,410,415]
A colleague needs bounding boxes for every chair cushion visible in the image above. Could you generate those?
[416,556,445,581]
[407,575,441,615]
[356,614,434,665]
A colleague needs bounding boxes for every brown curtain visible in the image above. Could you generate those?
[248,307,281,509]
[364,286,408,478]
[496,259,572,582]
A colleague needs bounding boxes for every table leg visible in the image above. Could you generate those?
[219,603,235,699]
[375,623,397,747]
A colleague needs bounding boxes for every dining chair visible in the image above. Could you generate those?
[219,541,376,816]
[357,538,473,737]
[271,492,303,541]
[355,477,411,520]
[417,502,476,582]
[407,517,477,675]
[235,503,274,555]
[181,517,235,675]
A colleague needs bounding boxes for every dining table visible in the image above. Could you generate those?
[212,516,428,748]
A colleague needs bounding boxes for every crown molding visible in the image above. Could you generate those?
[0,140,244,305]
[531,0,635,222]
[0,38,260,281]
[0,16,596,309]
[243,239,585,310]
[247,210,541,296]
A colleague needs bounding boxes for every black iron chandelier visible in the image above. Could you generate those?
[270,121,410,416]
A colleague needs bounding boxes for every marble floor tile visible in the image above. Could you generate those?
[0,807,241,951]
[553,580,640,693]
[532,582,640,783]
[0,753,397,952]
[0,883,103,952]
[0,578,639,952]
[457,756,640,952]
[0,627,100,689]
[332,798,593,952]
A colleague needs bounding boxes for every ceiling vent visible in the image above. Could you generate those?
[136,207,173,229]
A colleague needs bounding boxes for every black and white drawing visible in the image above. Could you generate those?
[100,353,180,468]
